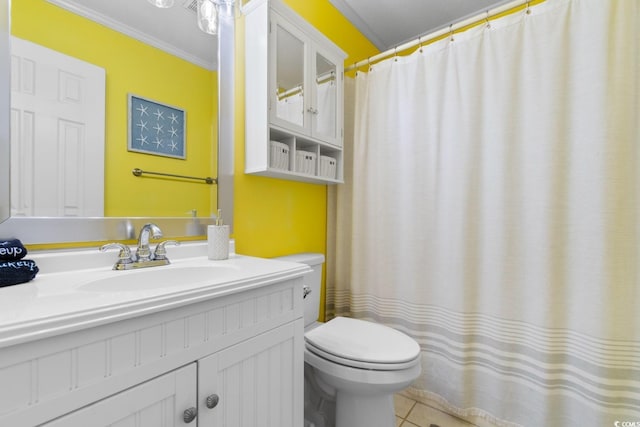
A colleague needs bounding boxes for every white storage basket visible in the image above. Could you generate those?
[296,150,317,175]
[269,140,290,171]
[319,155,337,179]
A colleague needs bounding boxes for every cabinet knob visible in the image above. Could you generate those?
[206,394,220,409]
[183,407,197,423]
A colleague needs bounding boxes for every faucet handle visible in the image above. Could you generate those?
[100,243,133,268]
[153,240,180,260]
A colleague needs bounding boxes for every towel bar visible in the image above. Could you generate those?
[132,168,216,184]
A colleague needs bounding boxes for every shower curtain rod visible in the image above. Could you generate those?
[345,0,536,72]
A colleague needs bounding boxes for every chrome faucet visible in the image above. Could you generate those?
[136,223,163,261]
[100,223,179,270]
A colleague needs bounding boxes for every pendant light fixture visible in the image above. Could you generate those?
[147,0,234,35]
[147,0,174,8]
[197,0,219,35]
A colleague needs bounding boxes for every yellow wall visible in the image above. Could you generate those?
[281,0,377,66]
[11,0,217,217]
[234,0,377,319]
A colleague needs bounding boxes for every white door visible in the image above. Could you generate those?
[198,321,304,427]
[41,364,197,427]
[10,36,105,217]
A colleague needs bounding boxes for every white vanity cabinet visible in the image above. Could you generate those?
[243,0,347,184]
[42,322,301,427]
[0,255,306,427]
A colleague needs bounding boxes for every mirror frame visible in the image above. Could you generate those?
[0,0,234,245]
[0,0,9,224]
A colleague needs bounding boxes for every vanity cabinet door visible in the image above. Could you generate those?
[42,364,197,427]
[197,320,304,427]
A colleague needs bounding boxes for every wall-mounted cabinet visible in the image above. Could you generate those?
[243,0,347,184]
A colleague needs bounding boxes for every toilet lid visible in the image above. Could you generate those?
[304,317,420,365]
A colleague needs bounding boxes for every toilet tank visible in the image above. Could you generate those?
[274,253,325,328]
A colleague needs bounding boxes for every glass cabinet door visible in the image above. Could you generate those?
[313,52,338,143]
[273,18,306,131]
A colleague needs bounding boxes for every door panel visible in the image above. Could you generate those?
[42,364,197,427]
[198,321,303,427]
[10,36,105,217]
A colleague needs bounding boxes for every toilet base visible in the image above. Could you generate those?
[335,391,395,427]
[304,346,421,427]
[305,364,336,427]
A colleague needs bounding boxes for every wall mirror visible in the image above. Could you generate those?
[275,23,305,128]
[314,52,337,141]
[0,0,234,244]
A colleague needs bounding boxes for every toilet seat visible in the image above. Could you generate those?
[306,341,420,370]
[304,317,421,371]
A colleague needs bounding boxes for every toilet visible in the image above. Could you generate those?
[275,253,421,427]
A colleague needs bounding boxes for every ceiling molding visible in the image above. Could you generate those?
[328,0,386,50]
[46,0,216,70]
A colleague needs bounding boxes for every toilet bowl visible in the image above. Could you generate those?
[275,253,422,427]
[305,316,421,427]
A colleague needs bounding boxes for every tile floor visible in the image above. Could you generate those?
[394,392,477,427]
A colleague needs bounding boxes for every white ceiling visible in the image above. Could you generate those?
[46,0,515,70]
[329,0,514,51]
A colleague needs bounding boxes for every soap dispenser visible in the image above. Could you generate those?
[208,209,229,260]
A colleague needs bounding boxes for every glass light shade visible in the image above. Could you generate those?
[148,0,174,8]
[197,0,218,35]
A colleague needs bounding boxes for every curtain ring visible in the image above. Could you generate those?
[526,1,531,14]
[418,36,423,53]
[449,25,455,42]
[368,56,372,71]
[394,46,398,62]
[485,11,491,29]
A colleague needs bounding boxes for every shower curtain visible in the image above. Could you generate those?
[327,0,639,425]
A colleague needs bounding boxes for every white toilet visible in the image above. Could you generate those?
[276,253,421,427]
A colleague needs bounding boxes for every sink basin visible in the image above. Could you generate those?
[80,265,240,292]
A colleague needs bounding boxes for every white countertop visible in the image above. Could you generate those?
[0,242,311,348]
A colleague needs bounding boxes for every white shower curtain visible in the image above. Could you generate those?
[328,0,639,425]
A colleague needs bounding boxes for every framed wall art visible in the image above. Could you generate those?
[128,94,186,159]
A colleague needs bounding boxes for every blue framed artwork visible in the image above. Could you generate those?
[128,94,186,159]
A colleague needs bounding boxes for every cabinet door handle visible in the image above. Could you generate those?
[206,394,220,409]
[303,285,312,299]
[183,407,197,423]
